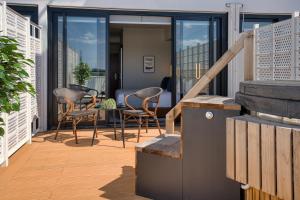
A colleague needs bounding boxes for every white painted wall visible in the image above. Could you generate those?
[123,27,171,89]
[6,0,300,14]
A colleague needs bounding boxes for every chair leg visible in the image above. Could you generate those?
[92,113,97,146]
[113,109,117,140]
[154,116,162,135]
[73,119,78,144]
[121,114,125,148]
[137,116,142,143]
[55,120,62,140]
[145,117,149,133]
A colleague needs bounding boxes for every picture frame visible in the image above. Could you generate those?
[143,56,155,73]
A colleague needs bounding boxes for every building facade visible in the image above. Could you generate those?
[5,0,300,131]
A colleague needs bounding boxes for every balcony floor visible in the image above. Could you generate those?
[0,127,163,200]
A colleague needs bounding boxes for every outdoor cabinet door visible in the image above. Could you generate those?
[182,108,241,200]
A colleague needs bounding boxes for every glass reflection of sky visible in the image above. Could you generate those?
[242,21,272,32]
[177,21,209,50]
[66,17,106,71]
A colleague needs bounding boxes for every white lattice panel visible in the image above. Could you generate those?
[0,136,4,164]
[0,3,42,165]
[255,17,300,81]
[34,38,42,120]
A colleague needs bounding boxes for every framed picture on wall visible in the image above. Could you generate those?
[143,56,155,73]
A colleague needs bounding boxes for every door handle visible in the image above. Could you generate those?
[195,63,201,79]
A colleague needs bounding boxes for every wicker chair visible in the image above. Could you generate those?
[121,87,163,144]
[53,88,98,146]
[69,84,98,109]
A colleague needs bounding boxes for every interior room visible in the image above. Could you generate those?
[109,15,172,112]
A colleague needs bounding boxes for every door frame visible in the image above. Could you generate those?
[48,7,227,128]
[172,14,228,105]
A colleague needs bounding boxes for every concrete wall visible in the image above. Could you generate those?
[122,27,171,89]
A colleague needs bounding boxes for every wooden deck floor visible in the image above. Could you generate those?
[0,127,163,200]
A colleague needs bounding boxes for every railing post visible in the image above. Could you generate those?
[0,1,9,167]
[165,32,249,134]
[244,32,254,81]
[25,17,32,144]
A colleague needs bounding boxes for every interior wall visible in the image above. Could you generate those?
[122,27,171,89]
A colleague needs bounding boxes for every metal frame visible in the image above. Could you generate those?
[239,14,291,32]
[47,7,228,128]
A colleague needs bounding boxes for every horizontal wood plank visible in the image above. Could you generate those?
[240,81,300,101]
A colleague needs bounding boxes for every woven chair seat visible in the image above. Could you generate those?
[123,109,148,116]
[70,109,98,117]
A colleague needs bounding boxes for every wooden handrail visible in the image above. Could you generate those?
[165,31,253,133]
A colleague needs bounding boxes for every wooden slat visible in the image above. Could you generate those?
[276,126,292,200]
[235,119,248,184]
[165,32,251,134]
[261,124,276,196]
[226,118,235,179]
[248,122,261,189]
[294,129,300,200]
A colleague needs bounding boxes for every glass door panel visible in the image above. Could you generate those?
[66,16,107,95]
[175,20,211,102]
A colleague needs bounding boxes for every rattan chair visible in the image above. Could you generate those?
[121,87,163,144]
[69,84,98,109]
[53,88,98,146]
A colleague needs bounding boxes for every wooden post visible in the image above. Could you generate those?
[165,32,251,134]
[244,33,254,81]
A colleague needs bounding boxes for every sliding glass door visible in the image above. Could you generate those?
[174,17,226,102]
[50,12,108,127]
[57,15,107,93]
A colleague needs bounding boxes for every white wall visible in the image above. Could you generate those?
[6,0,300,14]
[123,27,171,89]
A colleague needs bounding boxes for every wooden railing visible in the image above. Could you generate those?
[165,31,254,133]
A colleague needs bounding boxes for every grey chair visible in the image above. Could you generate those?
[122,87,163,144]
[53,88,98,146]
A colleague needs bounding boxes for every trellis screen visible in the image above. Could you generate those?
[254,16,300,80]
[0,2,42,166]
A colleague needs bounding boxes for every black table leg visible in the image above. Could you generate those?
[113,109,117,140]
[120,110,125,148]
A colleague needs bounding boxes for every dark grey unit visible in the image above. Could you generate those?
[239,81,300,101]
[136,152,182,200]
[135,96,241,200]
[182,107,241,200]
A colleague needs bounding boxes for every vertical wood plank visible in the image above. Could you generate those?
[235,119,248,184]
[276,126,292,200]
[294,129,300,200]
[253,189,260,200]
[244,34,254,81]
[226,118,235,179]
[261,124,276,196]
[248,122,261,189]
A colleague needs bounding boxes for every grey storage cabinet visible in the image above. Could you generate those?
[136,96,241,200]
[136,152,182,200]
[135,134,182,200]
[181,98,241,200]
